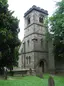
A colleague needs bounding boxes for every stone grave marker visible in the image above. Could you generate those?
[48,76,55,86]
[4,67,7,80]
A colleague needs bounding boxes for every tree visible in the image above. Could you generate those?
[49,0,64,61]
[0,0,20,74]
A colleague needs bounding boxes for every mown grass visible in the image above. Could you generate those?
[0,74,64,86]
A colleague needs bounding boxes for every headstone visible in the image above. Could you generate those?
[48,76,55,86]
[4,67,7,80]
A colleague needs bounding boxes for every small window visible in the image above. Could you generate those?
[29,56,31,64]
[26,57,28,64]
[27,17,30,24]
[41,39,43,46]
[26,56,31,64]
[21,48,23,53]
[22,56,23,64]
[39,16,43,23]
[27,40,29,46]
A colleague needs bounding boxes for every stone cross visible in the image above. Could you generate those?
[48,76,55,86]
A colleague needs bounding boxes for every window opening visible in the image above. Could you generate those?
[39,16,43,23]
[27,40,29,46]
[27,17,30,24]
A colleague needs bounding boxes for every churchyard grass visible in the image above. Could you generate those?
[0,74,64,86]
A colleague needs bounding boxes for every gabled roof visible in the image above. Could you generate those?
[24,5,48,17]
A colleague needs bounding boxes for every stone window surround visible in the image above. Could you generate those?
[39,14,44,23]
[26,56,31,64]
[27,16,30,25]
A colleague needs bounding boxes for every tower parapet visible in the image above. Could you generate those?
[24,5,48,17]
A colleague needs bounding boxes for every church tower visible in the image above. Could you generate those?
[18,5,55,73]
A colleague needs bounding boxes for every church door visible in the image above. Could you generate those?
[39,61,44,72]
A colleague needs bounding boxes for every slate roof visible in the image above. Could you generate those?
[24,5,48,17]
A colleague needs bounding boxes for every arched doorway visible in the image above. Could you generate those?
[39,60,44,72]
[39,59,47,73]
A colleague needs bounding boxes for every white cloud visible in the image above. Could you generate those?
[8,0,61,41]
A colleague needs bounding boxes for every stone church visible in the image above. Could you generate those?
[18,5,62,74]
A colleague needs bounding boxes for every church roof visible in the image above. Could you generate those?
[24,5,48,17]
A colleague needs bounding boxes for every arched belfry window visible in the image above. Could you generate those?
[27,40,29,46]
[27,17,30,25]
[39,15,44,23]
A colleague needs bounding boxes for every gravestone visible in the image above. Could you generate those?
[4,67,7,80]
[48,76,55,86]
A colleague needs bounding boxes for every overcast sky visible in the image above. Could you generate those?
[8,0,61,41]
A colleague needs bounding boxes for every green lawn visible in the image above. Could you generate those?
[0,74,64,86]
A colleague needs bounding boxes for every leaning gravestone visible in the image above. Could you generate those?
[36,66,43,78]
[48,76,55,86]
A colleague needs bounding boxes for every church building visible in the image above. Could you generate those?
[18,5,55,73]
